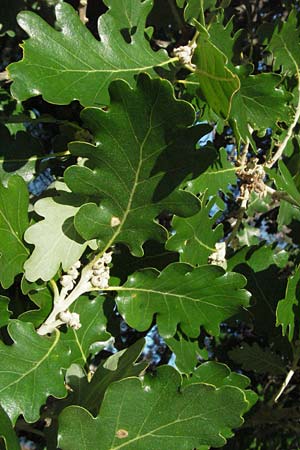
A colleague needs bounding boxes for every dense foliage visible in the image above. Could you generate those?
[0,0,300,448]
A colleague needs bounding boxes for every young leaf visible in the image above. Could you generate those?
[0,404,20,450]
[58,366,248,450]
[166,193,224,265]
[276,265,300,342]
[65,76,207,256]
[0,176,29,288]
[0,320,72,423]
[229,342,286,376]
[187,33,240,119]
[115,262,250,338]
[8,1,173,106]
[24,182,95,282]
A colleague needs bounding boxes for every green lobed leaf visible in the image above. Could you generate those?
[227,243,289,273]
[115,262,250,338]
[0,404,20,450]
[186,361,258,410]
[18,277,53,327]
[186,147,236,197]
[58,365,248,450]
[0,175,29,288]
[208,17,243,71]
[267,10,300,75]
[61,294,110,365]
[8,1,172,106]
[24,182,96,282]
[229,342,286,376]
[277,200,300,230]
[276,265,300,342]
[165,333,208,373]
[230,72,292,143]
[268,160,300,207]
[65,76,209,256]
[166,192,224,265]
[0,296,11,328]
[0,320,72,423]
[186,30,240,119]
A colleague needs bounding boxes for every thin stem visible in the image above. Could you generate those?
[265,185,300,208]
[238,137,250,167]
[265,72,300,168]
[225,186,250,246]
[271,341,300,404]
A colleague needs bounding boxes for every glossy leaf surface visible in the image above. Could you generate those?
[8,1,172,106]
[66,76,206,256]
[116,262,250,337]
[187,361,258,409]
[58,366,248,450]
[0,321,71,423]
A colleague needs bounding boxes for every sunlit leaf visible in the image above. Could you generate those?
[0,321,72,423]
[58,366,248,450]
[8,1,172,106]
[66,76,209,256]
[115,262,250,338]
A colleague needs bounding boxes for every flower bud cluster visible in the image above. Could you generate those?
[59,311,81,330]
[60,261,81,293]
[173,42,197,67]
[90,251,112,289]
[208,242,227,270]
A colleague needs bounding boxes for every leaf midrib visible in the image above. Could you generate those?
[110,286,242,311]
[100,85,161,254]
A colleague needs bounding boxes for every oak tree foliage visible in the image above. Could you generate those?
[0,0,300,449]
